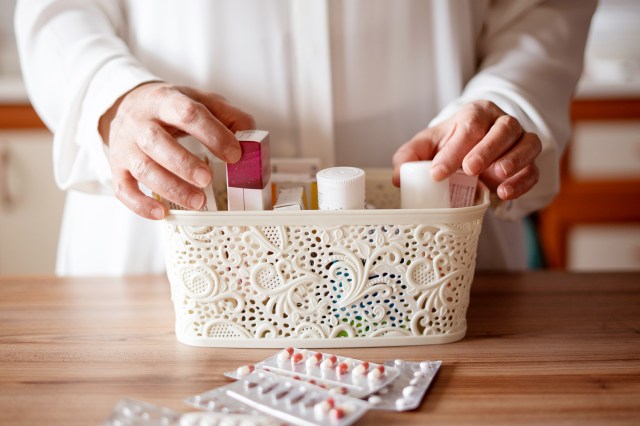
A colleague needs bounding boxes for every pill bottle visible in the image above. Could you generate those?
[400,161,450,209]
[316,167,366,210]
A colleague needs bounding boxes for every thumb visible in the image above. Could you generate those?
[391,128,439,187]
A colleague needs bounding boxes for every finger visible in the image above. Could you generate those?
[391,130,439,186]
[112,169,166,220]
[497,163,539,200]
[183,87,256,133]
[127,151,206,210]
[462,114,523,176]
[492,132,542,179]
[430,105,499,181]
[136,122,212,188]
[153,87,242,163]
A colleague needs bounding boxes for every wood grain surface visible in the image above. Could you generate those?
[0,272,638,425]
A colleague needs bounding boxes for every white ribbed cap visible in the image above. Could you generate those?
[400,161,450,209]
[316,167,366,210]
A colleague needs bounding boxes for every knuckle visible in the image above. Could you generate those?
[472,99,494,112]
[460,115,487,141]
[510,149,528,171]
[163,186,180,203]
[165,185,190,207]
[130,158,153,181]
[172,151,194,174]
[463,101,482,117]
[467,100,500,117]
[500,115,522,136]
[151,84,175,98]
[177,101,204,126]
[138,126,161,152]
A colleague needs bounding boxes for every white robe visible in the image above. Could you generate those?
[14,0,596,276]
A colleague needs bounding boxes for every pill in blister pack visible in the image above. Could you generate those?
[364,360,442,411]
[103,398,281,426]
[103,398,182,426]
[179,412,279,426]
[186,391,257,416]
[187,370,370,426]
[226,347,400,399]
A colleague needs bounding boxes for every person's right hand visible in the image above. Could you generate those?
[98,82,255,219]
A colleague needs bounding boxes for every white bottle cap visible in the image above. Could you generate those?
[400,161,450,209]
[316,167,366,210]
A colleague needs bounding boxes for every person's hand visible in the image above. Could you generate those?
[392,100,542,200]
[98,82,255,219]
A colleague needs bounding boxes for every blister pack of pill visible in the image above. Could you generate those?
[365,360,441,411]
[103,398,182,426]
[179,411,279,426]
[187,369,370,426]
[225,347,400,399]
[103,398,282,426]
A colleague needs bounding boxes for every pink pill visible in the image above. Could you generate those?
[292,352,305,364]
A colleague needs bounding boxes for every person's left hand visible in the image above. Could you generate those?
[392,100,542,200]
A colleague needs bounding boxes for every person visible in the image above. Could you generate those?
[15,0,596,276]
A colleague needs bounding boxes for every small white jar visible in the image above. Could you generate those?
[400,161,450,209]
[316,167,366,210]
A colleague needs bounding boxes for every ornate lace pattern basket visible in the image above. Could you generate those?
[163,169,490,348]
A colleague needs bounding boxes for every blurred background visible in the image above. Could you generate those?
[0,0,639,275]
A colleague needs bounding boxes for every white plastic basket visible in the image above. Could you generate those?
[163,169,490,348]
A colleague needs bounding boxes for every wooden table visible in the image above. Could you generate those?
[1,272,638,425]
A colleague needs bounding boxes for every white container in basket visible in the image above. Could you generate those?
[163,168,490,348]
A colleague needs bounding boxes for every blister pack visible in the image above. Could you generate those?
[365,360,441,411]
[187,369,370,426]
[179,412,279,426]
[225,347,400,399]
[104,398,281,426]
[103,398,182,426]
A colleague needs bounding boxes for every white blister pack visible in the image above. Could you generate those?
[179,412,279,426]
[103,399,182,426]
[365,360,441,411]
[225,347,400,399]
[187,370,370,426]
[103,398,280,426]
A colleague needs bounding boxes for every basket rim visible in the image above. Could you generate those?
[174,329,467,348]
[164,182,490,227]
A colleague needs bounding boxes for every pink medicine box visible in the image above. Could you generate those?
[227,130,271,189]
[226,130,272,211]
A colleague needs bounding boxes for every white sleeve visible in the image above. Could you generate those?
[430,0,597,220]
[15,0,160,194]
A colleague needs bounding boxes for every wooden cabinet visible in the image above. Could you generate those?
[539,98,640,270]
[0,105,65,275]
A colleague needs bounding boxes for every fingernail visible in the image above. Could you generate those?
[189,192,205,210]
[431,164,448,181]
[465,156,482,175]
[194,167,211,187]
[151,207,165,219]
[499,159,514,177]
[499,185,512,199]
